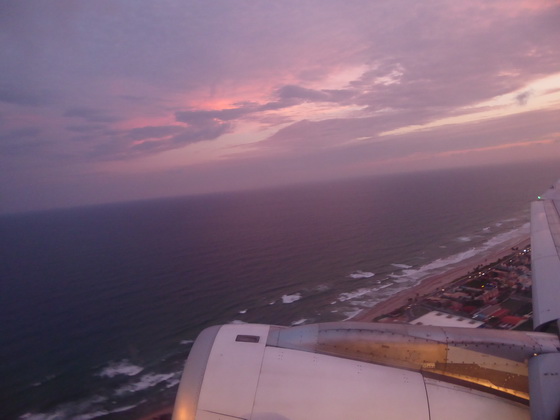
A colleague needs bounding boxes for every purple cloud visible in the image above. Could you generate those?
[0,87,51,107]
[83,121,233,160]
[0,127,43,155]
[1,0,560,212]
[515,91,533,106]
[64,107,121,123]
[276,85,354,103]
[126,125,186,141]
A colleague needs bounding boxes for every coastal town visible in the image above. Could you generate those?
[372,244,534,331]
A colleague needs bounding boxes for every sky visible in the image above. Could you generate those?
[1,0,560,213]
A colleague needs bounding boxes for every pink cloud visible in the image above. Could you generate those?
[2,0,560,211]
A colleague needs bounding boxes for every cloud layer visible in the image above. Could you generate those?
[1,0,560,212]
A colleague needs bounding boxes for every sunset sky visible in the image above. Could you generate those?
[1,0,560,213]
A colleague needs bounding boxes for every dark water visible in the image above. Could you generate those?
[1,161,558,419]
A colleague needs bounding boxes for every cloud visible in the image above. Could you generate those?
[66,125,106,133]
[276,85,329,102]
[0,127,43,155]
[173,98,292,134]
[171,83,358,137]
[129,120,232,154]
[84,121,232,160]
[358,107,560,163]
[2,0,560,212]
[255,102,560,169]
[119,95,151,103]
[515,90,533,106]
[174,96,297,126]
[276,85,354,103]
[175,107,253,124]
[259,104,442,153]
[64,107,121,123]
[0,87,51,107]
[0,127,41,139]
[126,125,186,141]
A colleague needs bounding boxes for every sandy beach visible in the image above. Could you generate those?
[354,234,530,322]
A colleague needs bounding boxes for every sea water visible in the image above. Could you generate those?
[1,160,558,419]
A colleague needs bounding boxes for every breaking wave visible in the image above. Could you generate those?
[482,223,529,249]
[349,270,375,279]
[342,308,363,321]
[281,293,302,304]
[19,396,137,420]
[391,263,412,269]
[97,360,143,378]
[116,372,177,396]
[337,288,372,302]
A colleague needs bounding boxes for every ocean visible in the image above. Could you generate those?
[1,160,558,420]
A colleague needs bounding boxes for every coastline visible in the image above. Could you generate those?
[353,234,530,322]
[137,234,531,420]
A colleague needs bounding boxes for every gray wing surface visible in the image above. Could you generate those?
[531,179,560,331]
[529,179,560,420]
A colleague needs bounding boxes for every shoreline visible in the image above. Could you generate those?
[353,234,530,322]
[136,234,531,420]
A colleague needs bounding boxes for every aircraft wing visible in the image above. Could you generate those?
[172,322,559,420]
[529,179,560,420]
[531,180,560,331]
